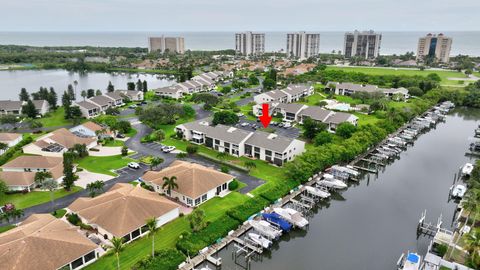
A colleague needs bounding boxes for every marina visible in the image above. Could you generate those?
[177,103,480,270]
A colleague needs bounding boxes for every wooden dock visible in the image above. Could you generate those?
[353,165,378,173]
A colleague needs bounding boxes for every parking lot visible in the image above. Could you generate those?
[115,162,149,176]
[236,118,301,139]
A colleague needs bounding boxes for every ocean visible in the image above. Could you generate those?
[0,31,479,56]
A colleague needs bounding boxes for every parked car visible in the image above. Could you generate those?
[141,101,148,105]
[241,122,249,127]
[128,104,137,109]
[162,146,176,153]
[128,162,140,169]
[116,133,125,138]
[271,121,278,126]
[278,123,285,127]
[283,122,292,128]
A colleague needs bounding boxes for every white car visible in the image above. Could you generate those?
[283,122,292,128]
[241,122,249,127]
[162,146,176,153]
[128,162,140,169]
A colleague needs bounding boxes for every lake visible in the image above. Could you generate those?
[0,70,175,100]
[202,108,480,270]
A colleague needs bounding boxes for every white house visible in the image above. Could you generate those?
[114,90,144,101]
[253,84,314,104]
[154,85,185,99]
[32,100,50,115]
[74,101,101,119]
[326,82,410,100]
[70,121,112,138]
[0,100,23,115]
[142,160,234,207]
[0,133,22,154]
[67,183,180,243]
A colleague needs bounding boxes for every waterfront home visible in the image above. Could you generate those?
[0,155,63,191]
[70,121,112,138]
[155,84,185,99]
[298,106,358,131]
[0,100,23,115]
[325,82,410,100]
[74,101,101,119]
[87,95,117,111]
[67,183,180,243]
[0,214,100,270]
[114,90,144,101]
[32,99,50,115]
[243,131,305,166]
[175,119,306,165]
[104,91,124,106]
[192,74,216,90]
[142,160,234,207]
[23,128,97,157]
[0,132,22,154]
[253,84,314,104]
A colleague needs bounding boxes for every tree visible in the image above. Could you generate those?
[313,131,334,146]
[22,100,37,118]
[71,143,89,158]
[0,180,8,198]
[81,90,87,100]
[121,146,128,156]
[0,142,8,152]
[212,111,239,125]
[136,79,143,91]
[73,80,78,100]
[62,91,72,119]
[302,118,327,140]
[86,180,105,197]
[70,106,83,124]
[145,217,158,258]
[34,171,52,186]
[162,176,178,195]
[67,84,75,100]
[41,179,58,213]
[464,228,480,268]
[244,160,257,171]
[336,122,357,139]
[95,89,102,96]
[19,88,30,101]
[115,120,131,134]
[107,81,115,92]
[187,209,206,232]
[62,152,78,191]
[110,237,124,270]
[220,85,232,94]
[150,157,164,170]
[47,88,58,109]
[186,145,198,155]
[248,74,259,85]
[127,82,135,90]
[262,78,276,90]
[87,89,95,98]
[142,80,148,93]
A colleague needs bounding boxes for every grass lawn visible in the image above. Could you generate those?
[39,107,76,127]
[0,186,82,209]
[298,92,325,106]
[84,192,247,270]
[101,139,125,147]
[52,208,67,218]
[0,225,15,234]
[326,66,467,86]
[76,155,134,176]
[354,113,381,126]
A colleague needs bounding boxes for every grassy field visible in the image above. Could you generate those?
[102,139,125,147]
[0,225,15,234]
[39,107,75,127]
[326,66,467,86]
[0,186,82,209]
[298,92,326,106]
[76,155,134,176]
[83,192,248,270]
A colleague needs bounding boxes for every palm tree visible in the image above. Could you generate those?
[244,160,257,171]
[73,80,78,100]
[86,180,105,197]
[110,237,124,270]
[162,176,178,195]
[41,179,58,212]
[216,151,229,161]
[150,157,164,171]
[34,171,53,186]
[81,90,87,101]
[464,228,480,267]
[463,189,480,227]
[145,217,158,257]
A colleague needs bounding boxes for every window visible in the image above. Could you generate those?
[187,198,193,205]
[84,251,96,263]
[195,198,201,205]
[202,194,207,202]
[222,183,227,190]
[131,229,141,240]
[122,234,131,243]
[71,257,84,269]
[215,139,220,145]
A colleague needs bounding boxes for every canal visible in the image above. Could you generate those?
[0,69,174,100]
[208,108,480,270]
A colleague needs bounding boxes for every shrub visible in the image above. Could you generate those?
[258,183,293,203]
[121,146,128,156]
[220,165,230,173]
[176,152,187,159]
[228,180,239,191]
[66,213,81,226]
[186,145,198,154]
[132,249,186,270]
[226,196,269,222]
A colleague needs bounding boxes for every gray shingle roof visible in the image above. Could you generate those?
[245,131,296,153]
[283,84,310,96]
[75,101,100,110]
[0,100,23,111]
[299,106,333,122]
[264,90,288,100]
[326,112,357,124]
[88,95,113,106]
[276,103,307,114]
[104,92,123,100]
[155,85,183,94]
[182,119,252,144]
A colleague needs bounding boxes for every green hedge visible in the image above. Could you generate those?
[176,216,240,255]
[226,196,269,222]
[258,183,294,203]
[132,249,186,270]
[0,136,34,166]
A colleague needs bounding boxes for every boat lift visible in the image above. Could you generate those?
[417,210,443,237]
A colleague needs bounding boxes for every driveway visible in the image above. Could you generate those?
[89,146,123,156]
[76,170,115,188]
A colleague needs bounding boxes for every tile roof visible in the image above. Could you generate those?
[0,132,22,143]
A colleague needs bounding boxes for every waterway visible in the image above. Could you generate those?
[0,70,175,100]
[205,108,480,270]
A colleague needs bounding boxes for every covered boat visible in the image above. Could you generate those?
[262,213,292,232]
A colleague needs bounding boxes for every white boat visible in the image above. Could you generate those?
[461,163,474,176]
[249,220,282,239]
[317,174,347,189]
[273,208,309,229]
[451,184,467,198]
[305,185,331,199]
[397,252,421,270]
[248,232,272,248]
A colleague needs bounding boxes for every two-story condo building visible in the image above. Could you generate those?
[326,82,410,100]
[253,84,314,104]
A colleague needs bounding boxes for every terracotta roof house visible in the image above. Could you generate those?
[23,128,97,157]
[0,156,64,191]
[142,160,234,207]
[0,132,22,154]
[67,183,180,243]
[0,214,100,270]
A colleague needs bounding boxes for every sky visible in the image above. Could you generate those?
[1,0,479,32]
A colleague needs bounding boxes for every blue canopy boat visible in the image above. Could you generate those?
[262,213,292,232]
